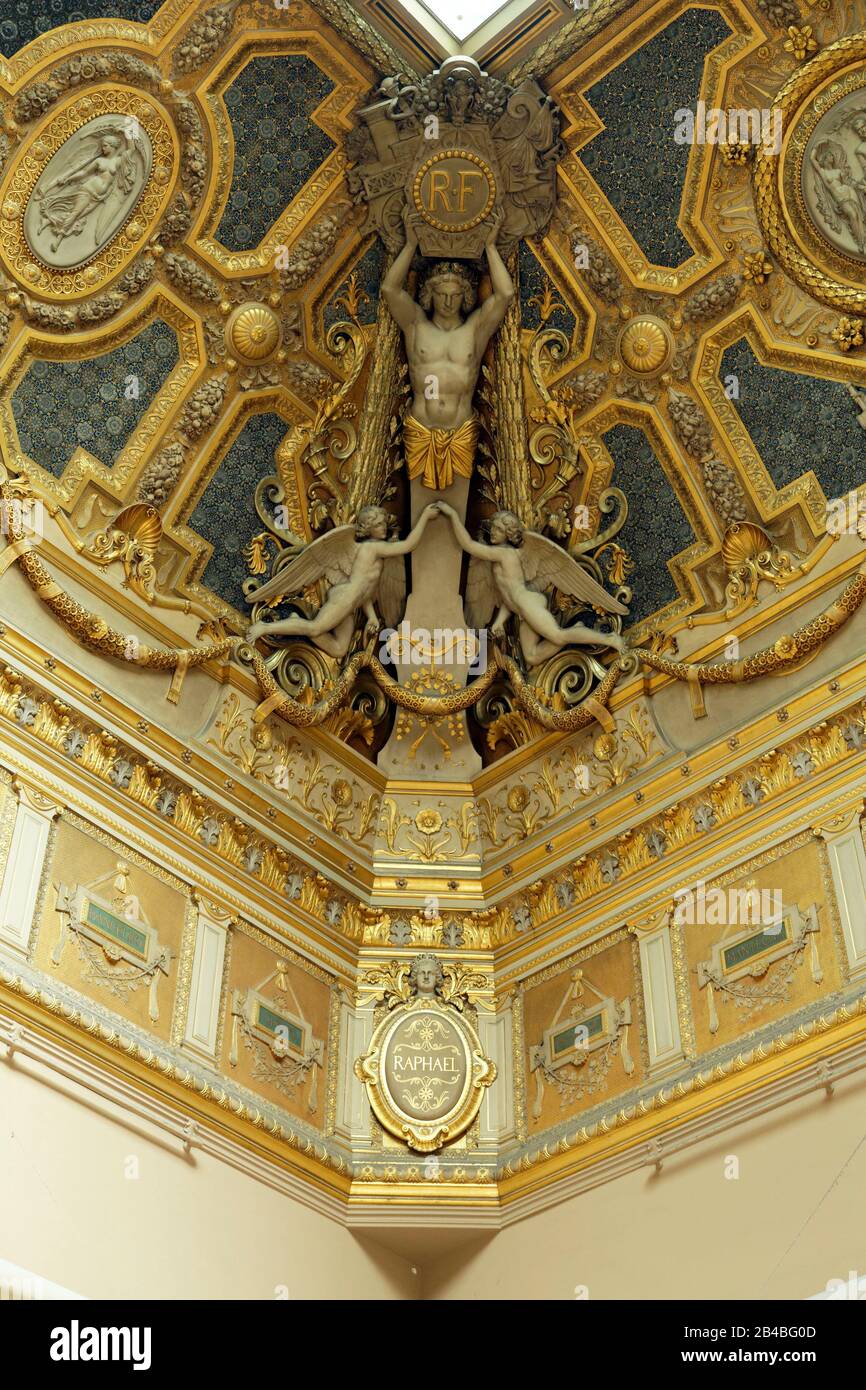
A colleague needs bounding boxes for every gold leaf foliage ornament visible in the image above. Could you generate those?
[721,521,806,618]
[57,502,229,637]
[752,32,866,316]
[0,475,233,703]
[275,319,368,532]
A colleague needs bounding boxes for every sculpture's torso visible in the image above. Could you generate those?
[406,315,481,430]
[346,543,385,600]
[489,547,524,608]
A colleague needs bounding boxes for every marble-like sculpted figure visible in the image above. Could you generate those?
[24,116,152,268]
[409,954,445,997]
[801,96,866,262]
[246,504,440,656]
[434,503,628,665]
[809,141,866,252]
[382,205,514,492]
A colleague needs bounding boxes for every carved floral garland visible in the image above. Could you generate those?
[4,475,866,732]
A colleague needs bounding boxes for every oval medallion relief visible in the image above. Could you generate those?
[0,86,176,298]
[800,86,866,264]
[24,114,154,270]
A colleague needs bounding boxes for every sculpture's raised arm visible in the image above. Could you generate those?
[381,207,424,333]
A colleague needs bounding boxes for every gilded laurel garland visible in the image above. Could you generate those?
[753,34,866,316]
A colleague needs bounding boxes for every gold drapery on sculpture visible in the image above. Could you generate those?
[403,414,479,491]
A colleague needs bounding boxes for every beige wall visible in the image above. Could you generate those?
[4,1019,866,1301]
[422,1071,866,1301]
[0,1060,416,1301]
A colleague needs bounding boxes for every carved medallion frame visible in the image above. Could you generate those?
[754,32,866,316]
[355,995,496,1151]
[0,86,178,299]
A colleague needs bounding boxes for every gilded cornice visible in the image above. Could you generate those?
[4,949,866,1212]
[497,988,866,1193]
[5,618,866,973]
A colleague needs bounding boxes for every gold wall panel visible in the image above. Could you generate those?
[682,834,844,1056]
[31,814,191,1043]
[521,929,641,1132]
[224,921,332,1128]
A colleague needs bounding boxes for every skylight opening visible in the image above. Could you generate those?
[420,0,512,41]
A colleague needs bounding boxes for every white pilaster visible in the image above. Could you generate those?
[335,993,375,1144]
[182,897,231,1064]
[636,910,685,1076]
[476,1000,516,1149]
[814,804,866,980]
[0,778,61,960]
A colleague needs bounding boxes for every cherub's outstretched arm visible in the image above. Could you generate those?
[371,504,436,557]
[433,502,499,560]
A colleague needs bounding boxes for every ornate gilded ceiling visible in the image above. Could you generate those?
[3,0,866,1203]
[1,0,862,656]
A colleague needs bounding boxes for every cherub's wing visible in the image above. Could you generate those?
[245,526,357,605]
[520,531,627,614]
[378,554,406,629]
[465,555,496,629]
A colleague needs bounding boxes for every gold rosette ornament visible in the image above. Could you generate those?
[618,317,671,374]
[227,303,281,362]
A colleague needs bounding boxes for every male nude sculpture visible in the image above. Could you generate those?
[381,205,514,493]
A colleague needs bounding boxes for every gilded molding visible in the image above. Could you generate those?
[0,292,202,503]
[498,991,866,1181]
[753,33,866,316]
[0,958,351,1174]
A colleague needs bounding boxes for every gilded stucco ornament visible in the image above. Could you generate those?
[617,317,672,374]
[226,302,281,362]
[721,522,806,618]
[54,861,173,1019]
[0,86,177,299]
[349,57,561,258]
[753,33,866,315]
[24,115,153,269]
[354,956,495,1151]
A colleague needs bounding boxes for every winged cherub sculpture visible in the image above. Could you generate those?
[433,503,628,665]
[245,504,438,657]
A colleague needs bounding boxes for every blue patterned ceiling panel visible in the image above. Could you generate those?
[0,1,162,56]
[581,7,731,267]
[190,412,289,608]
[217,55,336,253]
[602,422,695,625]
[12,320,178,476]
[720,338,866,498]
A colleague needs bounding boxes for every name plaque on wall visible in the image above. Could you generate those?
[356,991,495,1152]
